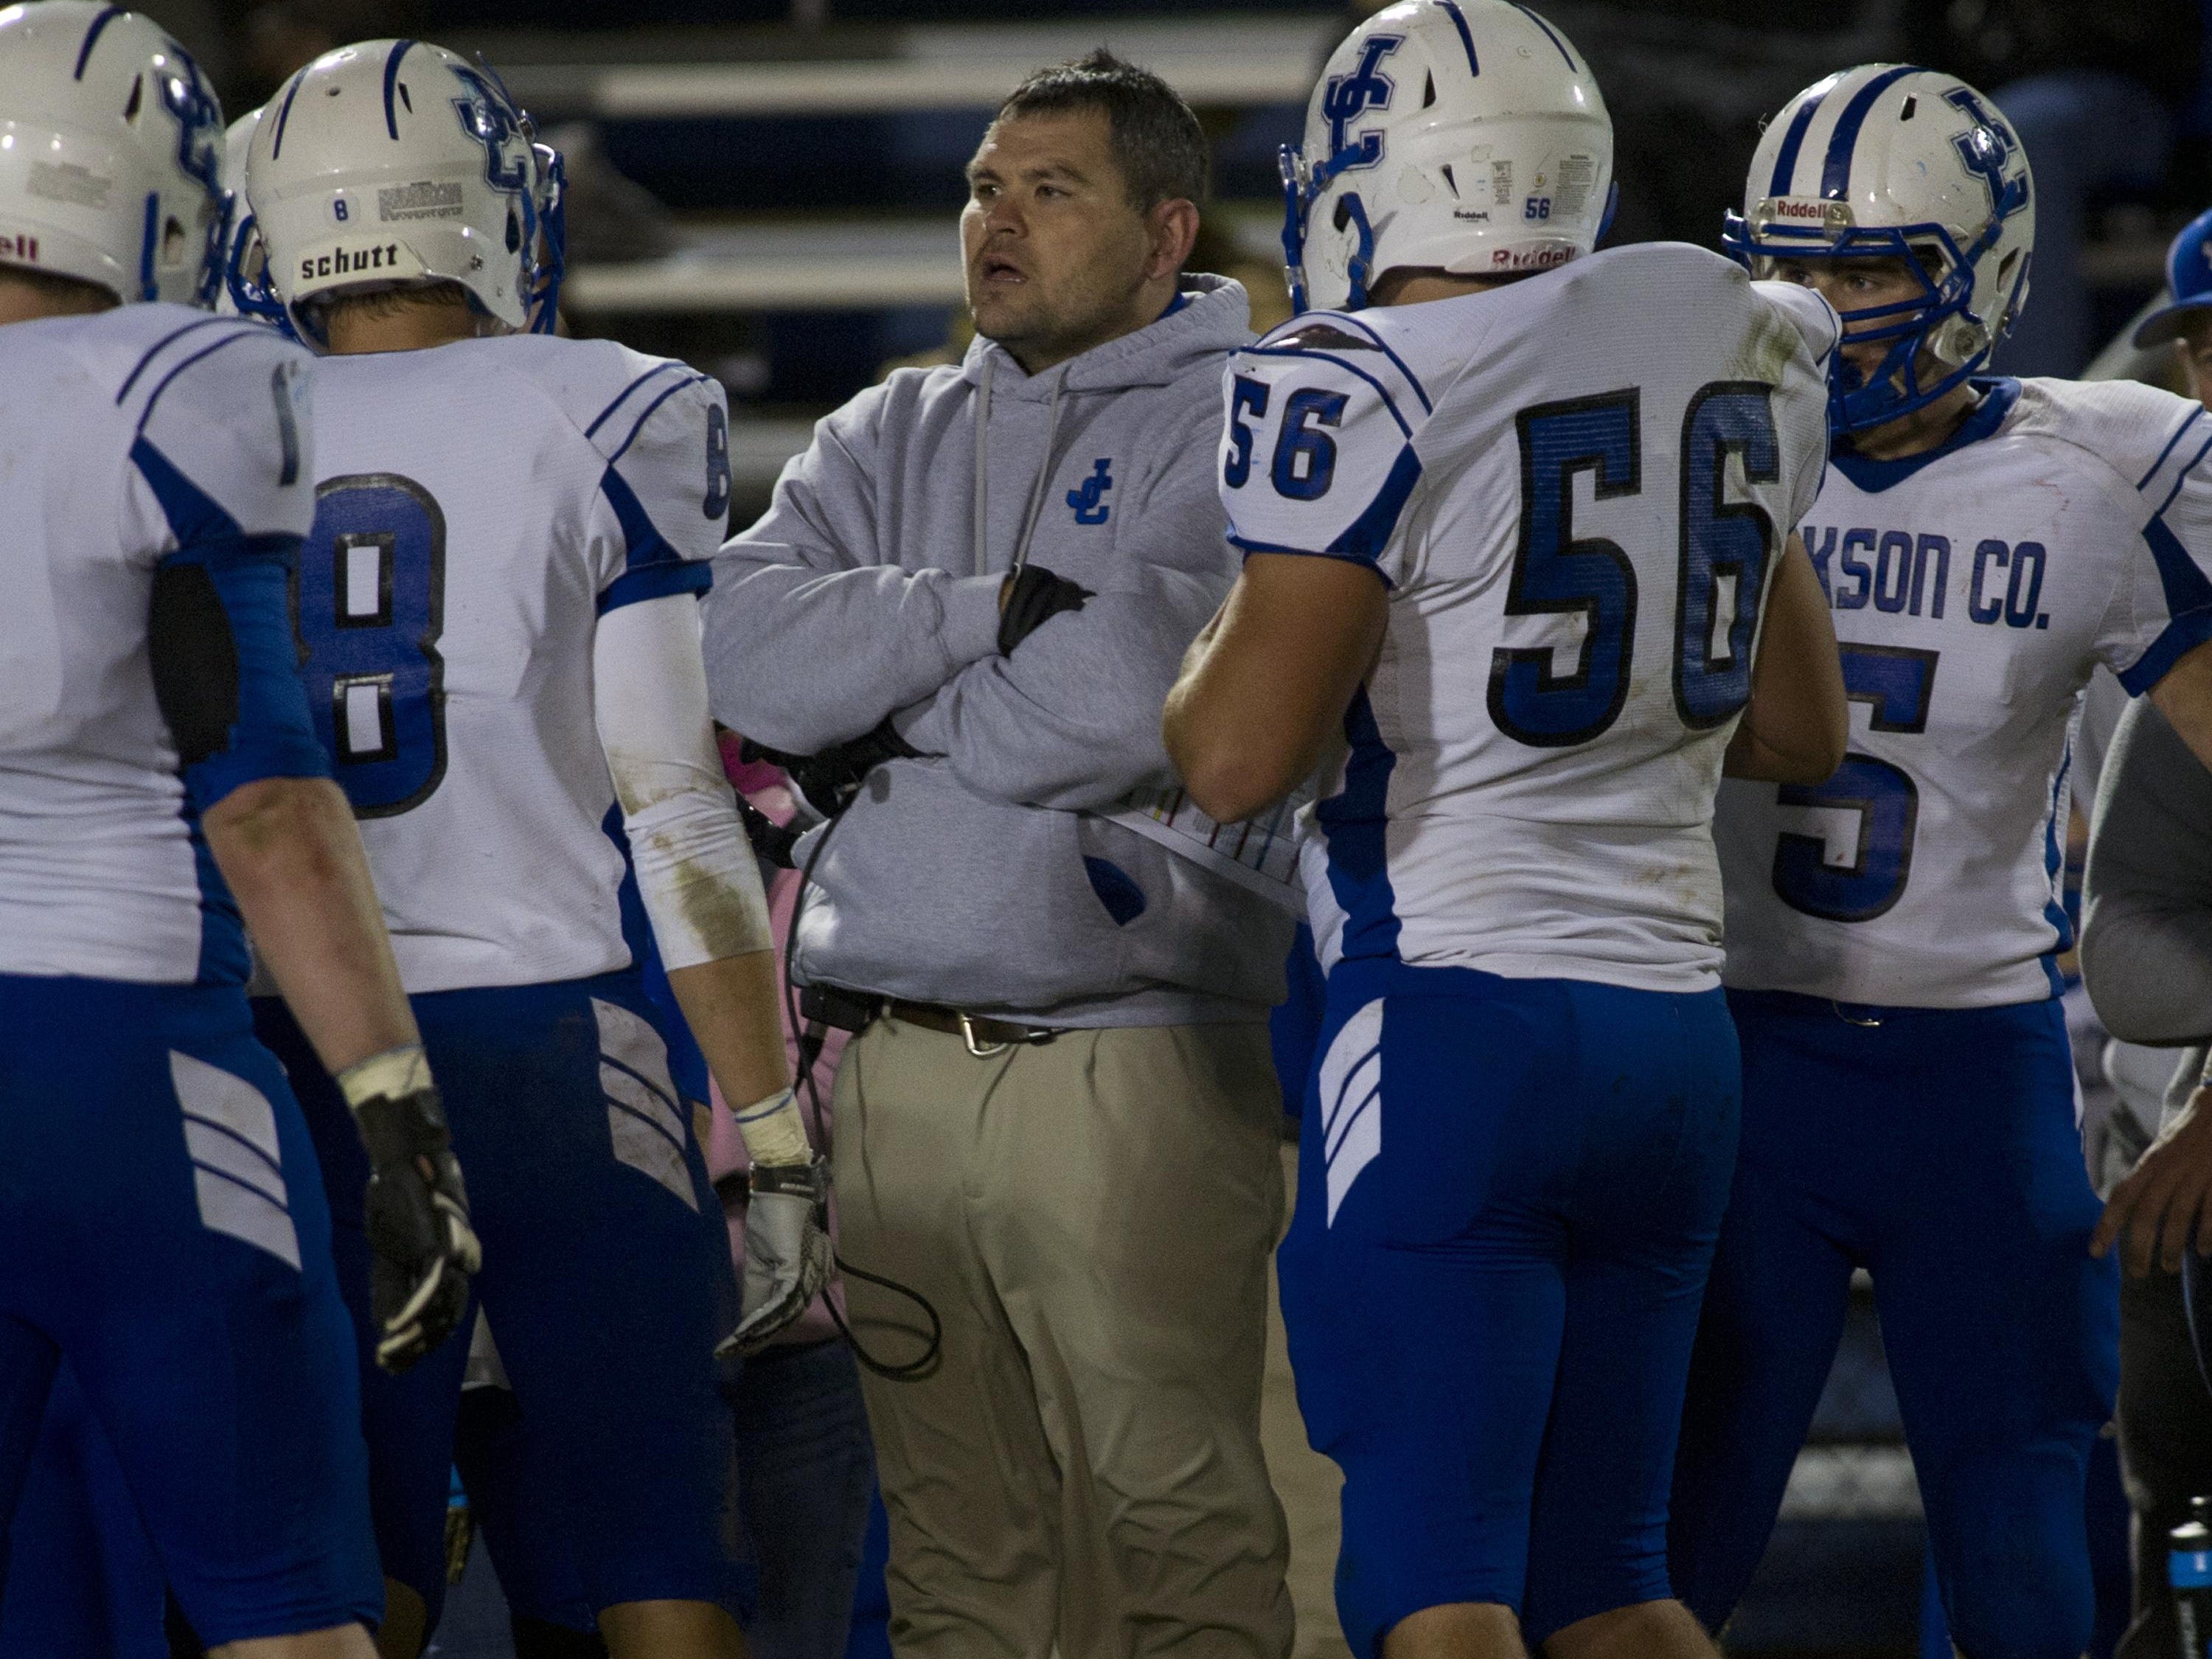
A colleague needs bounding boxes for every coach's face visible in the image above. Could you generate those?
[962,109,1184,374]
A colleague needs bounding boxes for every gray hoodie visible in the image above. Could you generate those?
[2080,696,2212,1128]
[703,275,1293,1026]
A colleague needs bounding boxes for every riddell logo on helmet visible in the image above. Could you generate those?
[301,243,406,281]
[1770,198,1831,220]
[0,231,38,264]
[1491,246,1573,271]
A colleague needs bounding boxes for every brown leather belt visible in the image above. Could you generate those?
[880,998,1061,1056]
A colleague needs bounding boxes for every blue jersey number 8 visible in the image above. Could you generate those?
[296,474,449,817]
[1770,644,1938,922]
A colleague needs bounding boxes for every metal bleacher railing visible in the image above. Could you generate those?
[488,16,1335,122]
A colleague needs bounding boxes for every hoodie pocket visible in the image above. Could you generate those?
[1082,857,1149,926]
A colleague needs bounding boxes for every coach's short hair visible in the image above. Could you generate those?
[995,49,1209,211]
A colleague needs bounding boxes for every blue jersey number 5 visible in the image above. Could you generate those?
[1771,644,1938,922]
[296,474,449,817]
[1489,392,1641,747]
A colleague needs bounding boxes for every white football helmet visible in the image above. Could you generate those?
[237,38,563,344]
[215,103,259,316]
[1726,64,2034,433]
[0,1,226,305]
[1281,0,1612,313]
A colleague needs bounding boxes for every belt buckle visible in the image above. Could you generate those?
[959,1012,1013,1059]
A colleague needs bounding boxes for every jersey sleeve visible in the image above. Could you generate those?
[126,321,318,547]
[1749,280,1841,530]
[582,355,732,615]
[2060,381,2212,692]
[123,324,329,807]
[1216,322,1431,589]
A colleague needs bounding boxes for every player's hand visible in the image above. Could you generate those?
[341,1048,481,1372]
[2093,1084,2212,1277]
[998,565,1092,654]
[720,1155,834,1357]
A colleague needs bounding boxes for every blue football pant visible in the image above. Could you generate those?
[1669,991,2118,1659]
[0,975,380,1646]
[256,968,751,1631]
[0,1361,169,1659]
[1279,961,1740,1657]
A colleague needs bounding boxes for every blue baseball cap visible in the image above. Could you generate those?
[2136,206,2212,349]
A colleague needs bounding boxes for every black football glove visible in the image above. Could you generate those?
[345,1058,480,1374]
[765,718,919,819]
[999,564,1093,655]
[735,795,801,869]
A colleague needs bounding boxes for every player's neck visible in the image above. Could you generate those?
[323,301,498,356]
[0,270,117,327]
[1369,269,1513,307]
[1843,380,1983,463]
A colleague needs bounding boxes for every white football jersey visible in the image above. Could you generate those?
[1221,244,1835,992]
[1718,376,2212,1008]
[0,305,317,985]
[302,335,729,992]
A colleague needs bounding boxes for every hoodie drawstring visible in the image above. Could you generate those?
[971,361,1071,581]
[1009,366,1069,580]
[972,368,992,577]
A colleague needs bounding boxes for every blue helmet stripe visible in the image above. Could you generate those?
[1820,65,1921,201]
[137,189,157,299]
[1436,0,1481,75]
[1508,3,1576,69]
[1766,86,1830,197]
[382,40,417,140]
[269,68,306,160]
[72,5,123,80]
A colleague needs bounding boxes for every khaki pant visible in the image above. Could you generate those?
[832,1014,1294,1659]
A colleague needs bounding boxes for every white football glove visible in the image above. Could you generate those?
[720,1155,834,1357]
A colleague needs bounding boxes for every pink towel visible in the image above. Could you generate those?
[706,731,848,1349]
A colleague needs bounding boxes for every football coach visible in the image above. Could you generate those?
[702,49,1296,1659]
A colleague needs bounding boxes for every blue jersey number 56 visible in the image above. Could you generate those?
[1770,644,1938,922]
[1491,383,1780,747]
[296,473,449,818]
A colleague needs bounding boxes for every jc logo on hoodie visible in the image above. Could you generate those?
[1068,458,1113,525]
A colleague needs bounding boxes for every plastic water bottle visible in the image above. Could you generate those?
[2172,1496,2212,1657]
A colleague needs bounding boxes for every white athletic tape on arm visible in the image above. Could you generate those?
[731,1085,812,1166]
[336,1044,434,1111]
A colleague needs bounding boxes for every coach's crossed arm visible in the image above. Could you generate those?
[702,405,1004,756]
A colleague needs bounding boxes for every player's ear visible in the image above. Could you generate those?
[1147,198,1201,283]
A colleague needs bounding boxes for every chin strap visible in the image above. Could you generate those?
[526,144,566,334]
[1279,145,1312,315]
[223,212,303,342]
[1279,139,1386,315]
